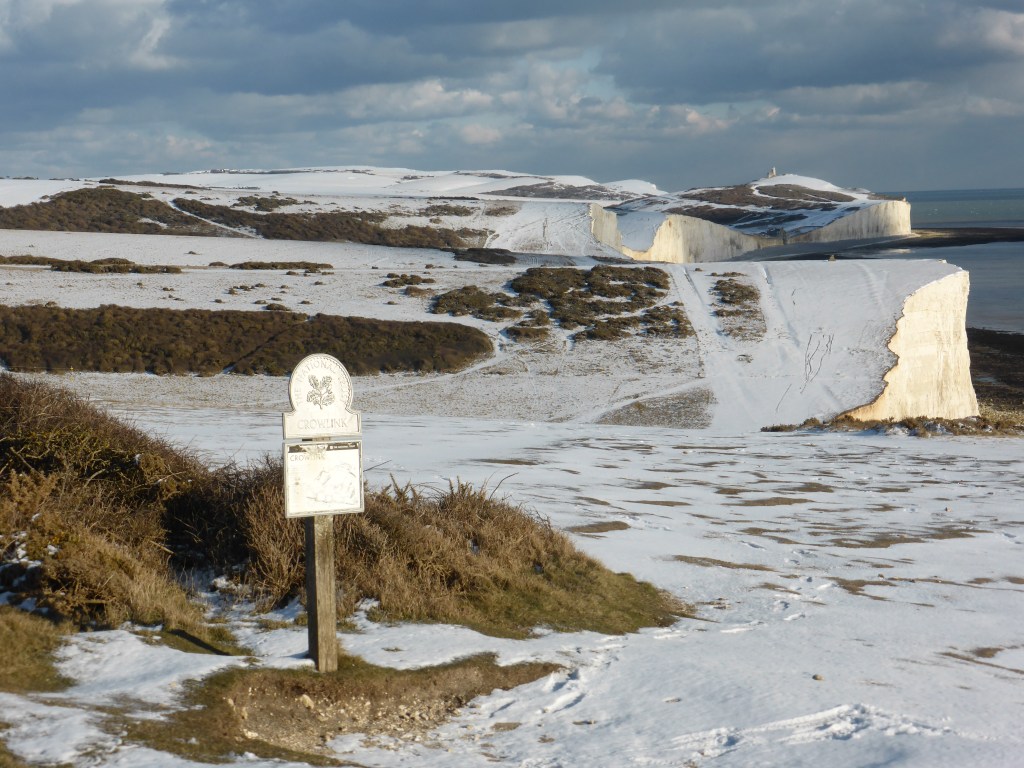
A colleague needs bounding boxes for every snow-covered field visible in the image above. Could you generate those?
[0,228,965,431]
[2,411,1022,767]
[0,169,1019,766]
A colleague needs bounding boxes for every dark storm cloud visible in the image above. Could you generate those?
[225,0,682,32]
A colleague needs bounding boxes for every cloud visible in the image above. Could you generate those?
[944,9,1024,57]
[459,124,502,145]
[0,0,1021,190]
[341,80,493,121]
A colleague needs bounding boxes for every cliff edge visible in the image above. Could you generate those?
[591,174,911,263]
[844,270,979,421]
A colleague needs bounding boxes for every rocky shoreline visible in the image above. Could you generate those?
[968,327,1024,413]
[906,227,1024,248]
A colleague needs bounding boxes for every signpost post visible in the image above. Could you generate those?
[282,353,364,673]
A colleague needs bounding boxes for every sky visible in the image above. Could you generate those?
[1,0,1023,192]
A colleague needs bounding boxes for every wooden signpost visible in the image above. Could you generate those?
[283,353,364,672]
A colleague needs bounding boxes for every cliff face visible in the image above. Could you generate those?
[795,200,912,244]
[590,204,765,263]
[844,270,979,422]
[590,189,912,263]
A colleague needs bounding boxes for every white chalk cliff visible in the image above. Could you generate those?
[844,270,978,422]
[590,174,912,263]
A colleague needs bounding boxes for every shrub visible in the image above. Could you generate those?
[238,476,688,637]
[505,324,550,342]
[422,203,473,217]
[382,273,435,288]
[229,261,331,271]
[710,276,765,340]
[448,248,517,265]
[0,254,181,273]
[431,286,521,321]
[233,195,298,211]
[0,187,225,236]
[0,305,493,376]
[510,265,672,331]
[173,198,483,249]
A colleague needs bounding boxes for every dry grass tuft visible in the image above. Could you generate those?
[1,375,686,648]
[241,478,688,637]
[673,555,775,572]
[764,410,1024,437]
[0,374,231,646]
[0,606,71,693]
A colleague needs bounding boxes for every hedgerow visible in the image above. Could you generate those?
[0,305,492,376]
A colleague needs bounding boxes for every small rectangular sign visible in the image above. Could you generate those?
[283,440,364,518]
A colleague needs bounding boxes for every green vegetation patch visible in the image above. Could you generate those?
[231,314,493,375]
[448,247,518,265]
[0,376,238,649]
[763,413,1024,437]
[173,197,484,249]
[239,478,689,638]
[0,305,492,376]
[0,187,227,236]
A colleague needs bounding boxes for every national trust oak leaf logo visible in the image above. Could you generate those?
[306,375,335,409]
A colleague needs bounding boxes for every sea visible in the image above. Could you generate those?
[867,188,1024,334]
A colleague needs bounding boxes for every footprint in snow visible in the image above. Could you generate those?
[721,621,764,634]
[543,691,586,714]
[652,626,689,640]
[543,669,579,693]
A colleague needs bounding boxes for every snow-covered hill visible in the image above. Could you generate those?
[0,167,911,263]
